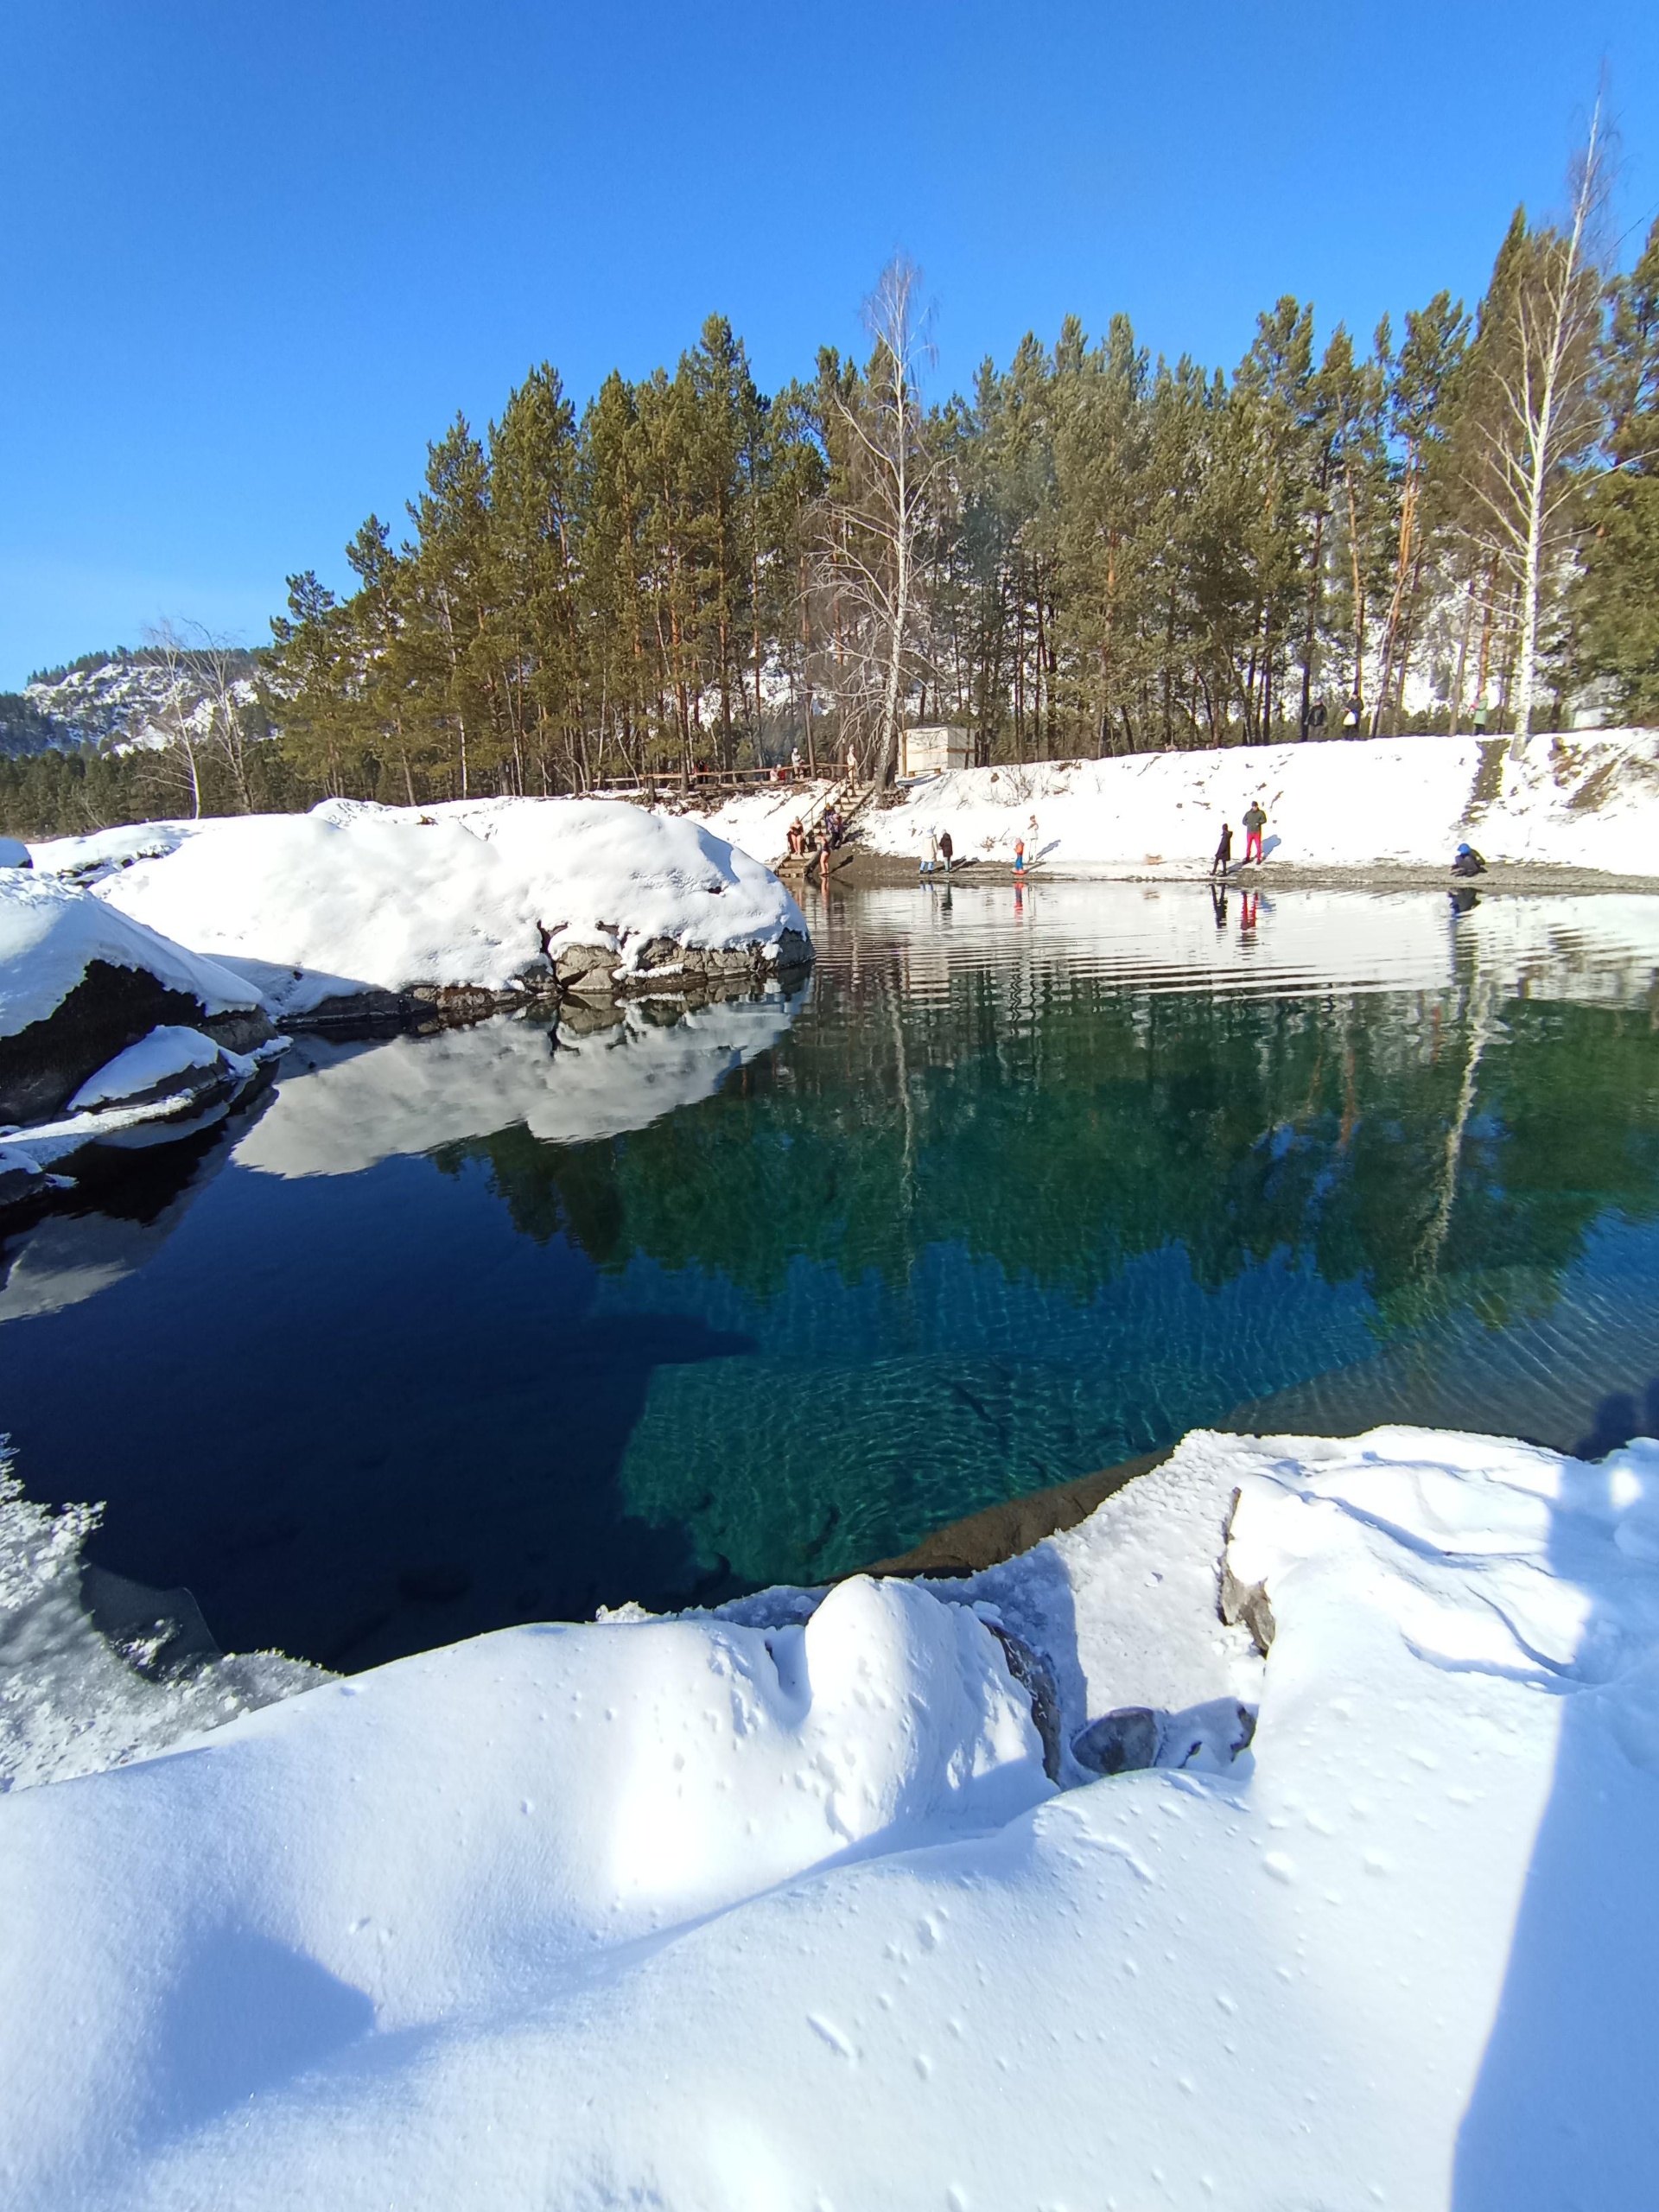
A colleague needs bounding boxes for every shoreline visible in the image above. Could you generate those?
[827,849,1659,895]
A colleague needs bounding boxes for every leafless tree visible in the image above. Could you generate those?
[822,256,938,785]
[1461,99,1611,744]
[143,618,206,818]
[193,626,257,812]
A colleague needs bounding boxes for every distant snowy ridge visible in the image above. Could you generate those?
[695,727,1659,877]
[3,652,261,760]
[1,1421,1656,2207]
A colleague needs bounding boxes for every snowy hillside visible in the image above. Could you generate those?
[2,1421,1656,2207]
[695,727,1659,876]
[1,651,261,760]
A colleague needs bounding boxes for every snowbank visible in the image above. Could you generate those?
[0,870,257,1041]
[233,996,793,1179]
[32,799,808,1020]
[3,1422,1656,2207]
[698,729,1659,877]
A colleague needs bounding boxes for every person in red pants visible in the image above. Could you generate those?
[1243,799,1267,864]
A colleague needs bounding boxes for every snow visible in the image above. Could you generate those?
[31,799,806,1020]
[692,729,1659,878]
[67,1025,230,1112]
[0,836,30,869]
[0,870,258,1039]
[232,996,794,1179]
[3,1421,1656,2207]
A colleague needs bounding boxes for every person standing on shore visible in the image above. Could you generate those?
[939,829,954,876]
[1026,812,1040,865]
[1243,800,1267,865]
[1014,838,1027,880]
[921,830,939,877]
[1211,822,1233,878]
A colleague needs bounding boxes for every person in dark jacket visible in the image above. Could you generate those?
[939,829,954,875]
[1243,801,1267,864]
[1211,823,1233,878]
[1451,842,1486,879]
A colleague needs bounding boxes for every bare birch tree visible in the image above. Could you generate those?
[823,256,938,785]
[1461,101,1610,745]
[143,618,206,818]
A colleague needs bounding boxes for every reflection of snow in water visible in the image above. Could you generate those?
[233,994,797,1179]
[829,883,1659,1006]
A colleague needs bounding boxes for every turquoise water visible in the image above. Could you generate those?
[3,880,1658,1669]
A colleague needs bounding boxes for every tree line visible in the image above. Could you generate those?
[4,112,1655,838]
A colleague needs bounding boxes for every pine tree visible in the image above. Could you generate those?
[1569,216,1659,718]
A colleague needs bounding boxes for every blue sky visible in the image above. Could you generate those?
[2,0,1656,689]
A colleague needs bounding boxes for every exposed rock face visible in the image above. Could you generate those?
[0,1145,48,1208]
[985,1623,1062,1783]
[1220,1486,1276,1655]
[0,961,275,1125]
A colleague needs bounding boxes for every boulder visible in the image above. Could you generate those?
[1071,1707,1160,1777]
[0,959,275,1126]
[67,1027,244,1118]
[0,837,31,870]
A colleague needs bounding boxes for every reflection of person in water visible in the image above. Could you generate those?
[1449,885,1480,916]
[1240,889,1259,933]
[1013,880,1025,918]
[1211,883,1228,929]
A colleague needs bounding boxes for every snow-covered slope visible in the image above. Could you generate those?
[8,652,259,758]
[695,729,1659,876]
[29,798,808,1020]
[3,1423,1656,2209]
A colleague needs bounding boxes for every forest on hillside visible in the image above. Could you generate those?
[5,125,1656,837]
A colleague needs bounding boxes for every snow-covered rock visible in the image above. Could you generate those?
[0,836,30,869]
[0,872,269,1126]
[3,1422,1656,2207]
[68,1025,243,1115]
[33,798,810,1021]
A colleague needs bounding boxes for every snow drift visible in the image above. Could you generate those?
[3,1422,1656,2208]
[32,798,809,1020]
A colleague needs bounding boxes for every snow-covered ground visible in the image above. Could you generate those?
[2,1422,1656,2208]
[29,798,808,1020]
[693,728,1659,876]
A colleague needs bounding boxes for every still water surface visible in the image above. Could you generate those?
[4,880,1658,1670]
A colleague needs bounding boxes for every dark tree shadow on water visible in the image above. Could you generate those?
[1452,1421,1659,2210]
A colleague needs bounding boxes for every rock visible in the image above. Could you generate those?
[984,1622,1062,1783]
[1071,1706,1160,1777]
[555,943,618,989]
[67,1027,241,1117]
[1219,1485,1276,1654]
[0,959,276,1126]
[632,936,682,972]
[0,837,31,870]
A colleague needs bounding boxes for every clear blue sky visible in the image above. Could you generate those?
[2,0,1656,689]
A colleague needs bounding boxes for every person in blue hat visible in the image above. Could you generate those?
[1451,842,1486,879]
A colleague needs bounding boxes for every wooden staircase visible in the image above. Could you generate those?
[772,777,876,876]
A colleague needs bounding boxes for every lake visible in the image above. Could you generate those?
[4,879,1658,1671]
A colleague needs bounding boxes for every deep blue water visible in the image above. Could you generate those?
[4,880,1658,1669]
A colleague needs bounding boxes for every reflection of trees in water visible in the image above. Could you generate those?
[455,957,1659,1336]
